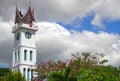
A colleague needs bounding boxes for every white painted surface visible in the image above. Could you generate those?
[12,23,38,81]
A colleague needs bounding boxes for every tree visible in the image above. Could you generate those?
[1,70,26,81]
[0,68,10,81]
[35,52,120,81]
[47,67,77,81]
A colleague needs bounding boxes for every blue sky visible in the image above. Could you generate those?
[103,20,120,34]
[0,64,7,68]
[59,15,120,34]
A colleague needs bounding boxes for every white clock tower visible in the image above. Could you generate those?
[12,5,38,81]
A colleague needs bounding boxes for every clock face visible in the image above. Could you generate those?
[16,33,20,40]
[25,32,32,39]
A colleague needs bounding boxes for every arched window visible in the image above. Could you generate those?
[27,69,30,81]
[24,50,27,60]
[30,51,33,61]
[18,50,20,61]
[23,68,26,78]
[15,52,17,62]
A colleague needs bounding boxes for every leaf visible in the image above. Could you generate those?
[99,59,108,64]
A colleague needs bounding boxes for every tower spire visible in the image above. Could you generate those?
[29,0,31,7]
[15,0,17,8]
[12,1,38,81]
[14,0,35,27]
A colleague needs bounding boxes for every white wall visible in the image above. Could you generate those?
[12,25,37,81]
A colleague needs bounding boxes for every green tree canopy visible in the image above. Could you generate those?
[1,70,26,81]
[35,52,120,81]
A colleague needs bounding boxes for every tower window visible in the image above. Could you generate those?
[31,69,33,80]
[30,51,33,61]
[23,68,26,77]
[18,50,20,61]
[27,69,30,81]
[24,50,27,60]
[15,52,17,62]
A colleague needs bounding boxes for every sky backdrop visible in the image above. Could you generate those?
[0,0,120,67]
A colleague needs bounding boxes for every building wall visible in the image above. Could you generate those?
[12,25,37,81]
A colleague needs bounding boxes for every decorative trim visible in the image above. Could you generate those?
[12,63,37,69]
[12,24,38,33]
[13,45,36,51]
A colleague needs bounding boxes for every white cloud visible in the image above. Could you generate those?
[0,18,120,67]
[90,0,120,27]
[31,0,97,23]
[35,22,120,66]
[0,0,120,68]
[1,0,120,28]
[0,19,13,42]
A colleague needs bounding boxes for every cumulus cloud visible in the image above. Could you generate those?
[0,0,120,67]
[32,0,97,22]
[1,0,120,28]
[0,19,13,66]
[0,21,120,67]
[91,0,120,27]
[0,19,13,42]
[36,22,120,66]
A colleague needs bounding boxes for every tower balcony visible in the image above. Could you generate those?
[12,23,38,33]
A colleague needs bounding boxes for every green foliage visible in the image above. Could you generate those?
[47,67,77,81]
[1,70,26,81]
[36,52,120,81]
[78,65,120,81]
[99,59,108,64]
[0,68,9,76]
[0,68,10,80]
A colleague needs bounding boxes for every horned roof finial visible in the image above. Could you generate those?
[15,0,35,25]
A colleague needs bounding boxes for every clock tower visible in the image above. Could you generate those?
[12,5,38,81]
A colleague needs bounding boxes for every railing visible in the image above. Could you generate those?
[12,23,38,32]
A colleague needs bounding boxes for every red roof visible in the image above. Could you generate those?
[15,6,35,24]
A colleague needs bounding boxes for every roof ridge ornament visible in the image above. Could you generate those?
[29,0,31,7]
[15,0,35,27]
